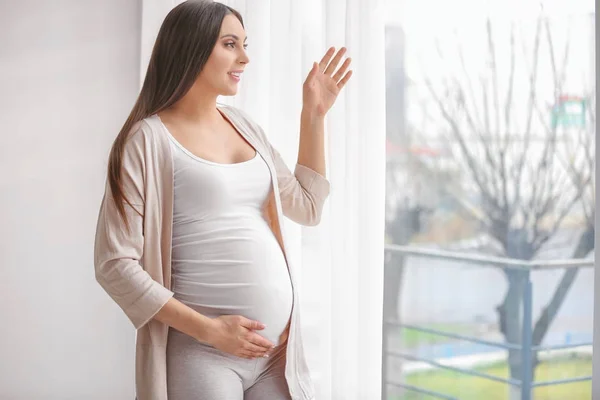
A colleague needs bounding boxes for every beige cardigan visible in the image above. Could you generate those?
[93,105,330,400]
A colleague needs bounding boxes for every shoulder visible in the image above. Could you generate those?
[123,115,164,153]
[116,116,166,172]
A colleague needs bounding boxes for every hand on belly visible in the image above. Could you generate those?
[182,273,293,344]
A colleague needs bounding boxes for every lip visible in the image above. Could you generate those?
[228,71,242,82]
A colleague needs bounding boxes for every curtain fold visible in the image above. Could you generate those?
[141,1,386,398]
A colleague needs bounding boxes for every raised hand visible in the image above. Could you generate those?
[303,46,353,117]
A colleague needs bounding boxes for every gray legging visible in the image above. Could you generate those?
[166,327,292,400]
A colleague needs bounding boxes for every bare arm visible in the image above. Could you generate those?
[297,108,326,176]
[152,297,217,344]
[153,298,275,358]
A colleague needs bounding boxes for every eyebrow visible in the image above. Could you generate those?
[220,34,248,42]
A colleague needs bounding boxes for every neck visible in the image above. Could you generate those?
[164,82,222,125]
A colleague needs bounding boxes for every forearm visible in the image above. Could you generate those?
[297,108,326,176]
[152,296,216,344]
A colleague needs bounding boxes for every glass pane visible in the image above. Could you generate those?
[382,1,595,399]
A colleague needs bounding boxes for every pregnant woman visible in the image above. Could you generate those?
[93,1,352,400]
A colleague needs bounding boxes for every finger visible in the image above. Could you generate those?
[324,47,347,76]
[238,351,255,360]
[244,341,270,354]
[337,70,353,90]
[248,333,276,350]
[240,318,266,330]
[305,62,319,85]
[318,47,336,72]
[253,350,270,358]
[240,350,268,359]
[332,57,352,82]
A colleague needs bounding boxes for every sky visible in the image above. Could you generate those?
[383,0,595,139]
[385,0,595,26]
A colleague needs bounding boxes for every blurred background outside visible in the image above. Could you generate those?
[382,0,595,398]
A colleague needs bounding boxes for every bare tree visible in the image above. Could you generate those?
[417,13,594,394]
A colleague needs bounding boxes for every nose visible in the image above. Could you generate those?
[239,49,250,65]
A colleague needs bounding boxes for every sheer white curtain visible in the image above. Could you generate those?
[141,1,386,399]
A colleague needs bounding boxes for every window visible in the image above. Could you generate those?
[383,1,595,399]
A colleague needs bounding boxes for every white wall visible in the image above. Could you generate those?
[0,1,142,398]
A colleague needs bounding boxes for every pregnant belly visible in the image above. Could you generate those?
[170,222,293,346]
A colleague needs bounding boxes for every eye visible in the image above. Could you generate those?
[225,42,249,50]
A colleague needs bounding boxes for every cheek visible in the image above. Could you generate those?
[196,48,234,86]
[198,62,224,84]
[206,48,230,72]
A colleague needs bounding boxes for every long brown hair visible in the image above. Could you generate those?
[107,0,243,231]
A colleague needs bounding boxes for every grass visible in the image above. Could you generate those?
[397,323,473,348]
[389,356,591,400]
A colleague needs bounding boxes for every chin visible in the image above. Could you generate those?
[222,87,238,96]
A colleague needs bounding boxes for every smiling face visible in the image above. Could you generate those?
[195,13,250,97]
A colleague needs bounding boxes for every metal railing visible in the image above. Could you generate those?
[383,244,594,400]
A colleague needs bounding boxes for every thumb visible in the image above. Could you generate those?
[307,62,319,83]
[240,318,266,330]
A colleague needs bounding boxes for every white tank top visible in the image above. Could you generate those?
[166,129,293,346]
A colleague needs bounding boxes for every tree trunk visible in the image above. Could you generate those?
[497,269,526,400]
[496,226,594,400]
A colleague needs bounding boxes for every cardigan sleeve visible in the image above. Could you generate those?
[268,144,331,226]
[93,124,174,330]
